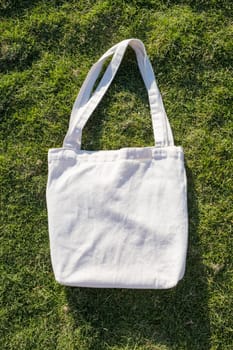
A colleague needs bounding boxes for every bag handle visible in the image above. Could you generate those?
[63,39,174,150]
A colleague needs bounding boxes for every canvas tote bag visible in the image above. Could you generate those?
[46,39,188,289]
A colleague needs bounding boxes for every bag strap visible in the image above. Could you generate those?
[63,39,174,150]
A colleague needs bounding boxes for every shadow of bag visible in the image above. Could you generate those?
[46,39,188,289]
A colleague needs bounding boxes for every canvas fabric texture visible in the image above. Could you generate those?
[46,38,188,289]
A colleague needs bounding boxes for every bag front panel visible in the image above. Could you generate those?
[46,149,188,289]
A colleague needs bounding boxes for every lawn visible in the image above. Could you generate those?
[0,1,232,349]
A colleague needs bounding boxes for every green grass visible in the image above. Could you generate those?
[1,1,232,349]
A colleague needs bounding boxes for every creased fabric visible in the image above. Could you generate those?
[46,39,188,289]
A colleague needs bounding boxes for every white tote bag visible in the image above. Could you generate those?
[46,39,188,289]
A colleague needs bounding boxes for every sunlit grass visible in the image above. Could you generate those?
[1,1,232,349]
